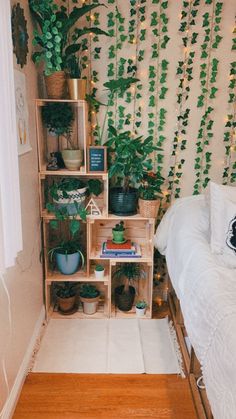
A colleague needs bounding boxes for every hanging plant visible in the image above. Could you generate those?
[193,0,223,195]
[167,0,200,202]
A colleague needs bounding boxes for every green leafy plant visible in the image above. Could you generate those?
[87,179,103,196]
[80,283,99,298]
[95,264,104,272]
[55,282,77,298]
[139,171,164,200]
[136,300,148,309]
[112,221,125,232]
[87,76,139,145]
[105,125,160,192]
[113,263,146,294]
[29,0,107,76]
[42,102,75,149]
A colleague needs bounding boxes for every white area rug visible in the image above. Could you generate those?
[33,318,180,374]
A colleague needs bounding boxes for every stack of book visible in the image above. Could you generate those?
[100,240,141,258]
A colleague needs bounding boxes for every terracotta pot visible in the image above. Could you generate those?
[67,79,87,100]
[57,295,76,313]
[139,198,161,218]
[44,71,66,99]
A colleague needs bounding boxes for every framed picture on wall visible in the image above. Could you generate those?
[14,69,32,156]
[88,146,107,173]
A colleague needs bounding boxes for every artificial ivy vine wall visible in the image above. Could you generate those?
[72,0,236,200]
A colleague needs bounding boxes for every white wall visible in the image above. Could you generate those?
[0,1,44,416]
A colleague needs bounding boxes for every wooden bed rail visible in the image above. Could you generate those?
[167,275,213,419]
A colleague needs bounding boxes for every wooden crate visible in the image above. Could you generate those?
[35,99,88,174]
[39,172,109,219]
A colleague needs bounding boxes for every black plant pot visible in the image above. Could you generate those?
[109,187,138,216]
[115,285,135,312]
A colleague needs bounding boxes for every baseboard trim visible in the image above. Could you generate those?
[1,306,45,419]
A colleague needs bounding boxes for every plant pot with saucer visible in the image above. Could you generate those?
[80,284,100,315]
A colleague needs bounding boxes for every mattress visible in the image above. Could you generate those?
[154,195,236,419]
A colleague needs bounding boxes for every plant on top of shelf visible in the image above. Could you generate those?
[138,171,164,219]
[105,125,161,216]
[87,76,139,145]
[42,102,83,171]
[29,0,108,98]
[79,283,100,315]
[55,281,78,314]
[112,221,125,243]
[113,263,146,312]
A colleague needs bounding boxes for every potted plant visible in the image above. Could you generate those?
[113,263,146,312]
[55,282,78,314]
[105,126,160,215]
[135,300,148,317]
[42,102,78,170]
[94,264,105,279]
[112,221,125,243]
[47,177,87,216]
[48,239,85,275]
[29,0,107,99]
[138,171,164,218]
[80,283,100,315]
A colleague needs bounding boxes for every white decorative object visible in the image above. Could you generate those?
[14,69,31,155]
[85,198,101,216]
[135,307,146,317]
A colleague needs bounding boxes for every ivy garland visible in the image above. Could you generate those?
[148,0,170,183]
[222,29,236,185]
[193,0,223,194]
[167,0,200,202]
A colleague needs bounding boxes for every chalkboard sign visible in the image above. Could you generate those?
[88,146,107,173]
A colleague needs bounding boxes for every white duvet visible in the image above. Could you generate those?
[154,195,236,419]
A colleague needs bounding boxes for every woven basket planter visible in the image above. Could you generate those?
[45,71,66,99]
[139,198,161,218]
[53,186,87,215]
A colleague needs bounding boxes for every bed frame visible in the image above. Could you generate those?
[167,275,213,419]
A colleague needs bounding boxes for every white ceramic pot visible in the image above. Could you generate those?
[135,306,146,317]
[80,295,100,315]
[94,269,105,279]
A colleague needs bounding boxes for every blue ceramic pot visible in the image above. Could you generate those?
[55,251,82,275]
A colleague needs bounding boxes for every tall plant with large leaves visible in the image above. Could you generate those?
[29,0,108,76]
[105,125,160,192]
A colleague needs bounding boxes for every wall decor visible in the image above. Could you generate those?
[11,3,29,68]
[14,69,31,156]
[87,0,236,201]
[88,146,107,173]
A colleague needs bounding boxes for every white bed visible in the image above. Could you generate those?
[154,195,236,419]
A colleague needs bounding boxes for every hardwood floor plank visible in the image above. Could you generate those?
[13,373,197,419]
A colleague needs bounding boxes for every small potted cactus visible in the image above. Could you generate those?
[94,264,105,279]
[112,221,125,243]
[135,300,148,317]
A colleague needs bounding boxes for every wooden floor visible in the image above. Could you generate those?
[13,373,197,419]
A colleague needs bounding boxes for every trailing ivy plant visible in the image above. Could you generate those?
[167,0,200,202]
[193,0,223,195]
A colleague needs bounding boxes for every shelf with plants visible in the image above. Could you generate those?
[87,218,155,263]
[47,281,108,319]
[35,99,88,174]
[39,173,109,220]
[110,261,153,319]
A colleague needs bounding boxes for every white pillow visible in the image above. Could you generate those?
[217,198,236,268]
[209,182,236,254]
